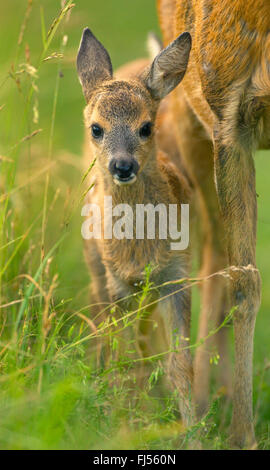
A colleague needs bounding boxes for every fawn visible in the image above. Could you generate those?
[158,0,267,448]
[77,28,195,426]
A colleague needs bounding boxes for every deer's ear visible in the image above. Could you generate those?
[77,28,113,102]
[146,32,191,100]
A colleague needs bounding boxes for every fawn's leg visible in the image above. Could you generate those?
[84,242,111,367]
[161,283,194,427]
[171,92,230,415]
[214,117,261,448]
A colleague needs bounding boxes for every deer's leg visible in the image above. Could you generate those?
[194,274,231,415]
[84,242,111,367]
[161,283,194,427]
[214,120,261,448]
[171,92,230,415]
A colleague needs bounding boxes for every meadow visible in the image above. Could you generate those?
[0,0,269,450]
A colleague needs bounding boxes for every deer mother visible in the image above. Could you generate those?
[157,0,270,448]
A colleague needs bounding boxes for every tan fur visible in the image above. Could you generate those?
[158,0,267,448]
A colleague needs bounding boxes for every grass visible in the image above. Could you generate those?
[0,0,270,450]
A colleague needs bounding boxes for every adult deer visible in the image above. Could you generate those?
[158,0,266,447]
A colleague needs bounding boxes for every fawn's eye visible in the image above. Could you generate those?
[139,122,152,139]
[91,124,104,139]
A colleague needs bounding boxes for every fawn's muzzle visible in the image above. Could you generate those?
[109,158,139,184]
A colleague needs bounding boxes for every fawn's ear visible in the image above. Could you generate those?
[77,28,113,102]
[146,32,191,100]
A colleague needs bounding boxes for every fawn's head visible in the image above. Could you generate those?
[77,28,191,185]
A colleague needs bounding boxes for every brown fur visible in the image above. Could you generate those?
[158,0,266,448]
[77,29,195,427]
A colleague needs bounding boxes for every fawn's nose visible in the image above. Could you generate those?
[109,157,139,182]
[115,160,133,178]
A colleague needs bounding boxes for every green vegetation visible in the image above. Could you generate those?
[0,0,269,450]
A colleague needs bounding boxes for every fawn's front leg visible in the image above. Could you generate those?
[84,242,111,367]
[161,283,195,428]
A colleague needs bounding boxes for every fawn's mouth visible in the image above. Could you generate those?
[113,174,137,185]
